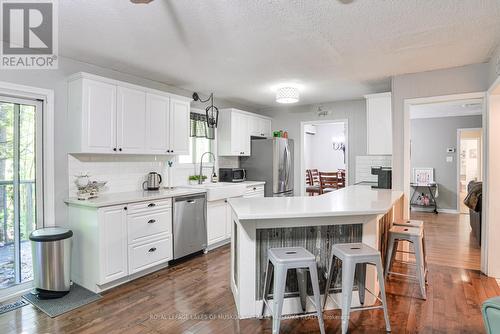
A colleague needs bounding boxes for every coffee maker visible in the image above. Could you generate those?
[371,166,392,189]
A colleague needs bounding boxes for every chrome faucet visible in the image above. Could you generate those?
[199,152,216,184]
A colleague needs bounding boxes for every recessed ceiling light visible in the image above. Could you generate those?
[276,87,300,104]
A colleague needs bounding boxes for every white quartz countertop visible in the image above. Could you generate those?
[228,185,403,220]
[65,188,206,208]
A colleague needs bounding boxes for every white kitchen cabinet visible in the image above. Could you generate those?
[207,200,229,246]
[365,92,392,155]
[117,86,147,154]
[169,98,190,155]
[146,93,170,154]
[249,116,272,138]
[67,72,190,155]
[98,205,128,285]
[243,184,265,198]
[68,78,117,154]
[66,197,173,293]
[218,109,251,156]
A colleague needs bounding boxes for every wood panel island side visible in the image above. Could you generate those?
[227,185,404,319]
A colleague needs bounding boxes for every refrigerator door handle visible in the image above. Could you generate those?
[285,144,291,189]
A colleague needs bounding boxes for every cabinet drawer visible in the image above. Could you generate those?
[244,185,265,198]
[128,209,171,244]
[127,199,171,214]
[129,236,172,274]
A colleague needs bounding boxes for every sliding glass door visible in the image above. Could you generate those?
[0,96,43,294]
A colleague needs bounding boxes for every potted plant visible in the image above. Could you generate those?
[188,175,207,185]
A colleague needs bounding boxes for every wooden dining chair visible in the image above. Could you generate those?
[319,172,338,194]
[306,169,321,196]
[337,169,346,188]
[310,169,320,186]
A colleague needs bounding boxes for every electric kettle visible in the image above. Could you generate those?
[143,172,162,190]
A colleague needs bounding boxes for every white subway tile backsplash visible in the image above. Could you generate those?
[355,155,392,183]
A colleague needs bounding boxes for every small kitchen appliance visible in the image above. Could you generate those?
[219,168,246,183]
[371,166,392,189]
[143,172,162,190]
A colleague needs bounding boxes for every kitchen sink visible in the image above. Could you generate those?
[182,182,247,201]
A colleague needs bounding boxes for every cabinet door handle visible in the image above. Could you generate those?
[148,203,156,207]
[253,187,257,190]
[113,148,117,152]
[124,206,127,210]
[147,219,156,224]
[171,150,174,153]
[148,247,157,253]
[119,148,122,152]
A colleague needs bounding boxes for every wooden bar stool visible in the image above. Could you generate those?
[385,226,427,299]
[261,247,325,334]
[323,243,391,334]
[393,219,428,281]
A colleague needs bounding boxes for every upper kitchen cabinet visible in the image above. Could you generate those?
[217,108,272,156]
[117,86,147,154]
[218,109,250,156]
[146,93,170,154]
[168,98,190,155]
[67,73,191,155]
[249,115,272,138]
[365,92,392,155]
[68,77,117,154]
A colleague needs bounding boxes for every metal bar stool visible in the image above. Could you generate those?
[393,219,428,281]
[323,243,391,334]
[261,247,325,334]
[385,225,426,299]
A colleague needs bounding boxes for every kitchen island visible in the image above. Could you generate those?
[227,185,404,319]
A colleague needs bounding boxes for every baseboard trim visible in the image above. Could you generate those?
[437,209,460,214]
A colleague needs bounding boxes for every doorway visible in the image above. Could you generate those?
[300,119,348,196]
[458,128,483,214]
[407,95,484,271]
[0,95,43,296]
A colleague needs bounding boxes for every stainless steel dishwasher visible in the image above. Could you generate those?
[173,193,207,259]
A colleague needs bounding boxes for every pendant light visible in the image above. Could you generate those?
[192,92,219,128]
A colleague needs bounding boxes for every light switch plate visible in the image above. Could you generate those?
[446,156,453,162]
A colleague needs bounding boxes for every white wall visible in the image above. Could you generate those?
[260,99,366,191]
[304,122,346,172]
[391,63,490,195]
[0,56,253,225]
[488,45,500,87]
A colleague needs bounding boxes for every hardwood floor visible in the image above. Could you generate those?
[411,212,481,270]
[0,212,496,333]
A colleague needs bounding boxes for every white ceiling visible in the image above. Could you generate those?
[60,0,500,109]
[410,99,483,119]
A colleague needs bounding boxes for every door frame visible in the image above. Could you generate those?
[0,81,54,301]
[299,119,349,196]
[403,92,486,272]
[456,128,483,214]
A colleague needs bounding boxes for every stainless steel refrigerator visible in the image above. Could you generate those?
[240,138,293,197]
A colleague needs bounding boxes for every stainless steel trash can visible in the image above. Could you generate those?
[29,227,73,299]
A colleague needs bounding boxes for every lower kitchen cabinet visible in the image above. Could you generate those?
[207,200,230,246]
[98,205,128,284]
[66,198,173,293]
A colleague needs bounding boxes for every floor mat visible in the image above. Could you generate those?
[22,284,101,318]
[0,299,28,315]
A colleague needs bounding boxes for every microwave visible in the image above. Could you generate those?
[219,168,246,182]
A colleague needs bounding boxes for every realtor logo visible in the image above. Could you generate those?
[1,0,58,69]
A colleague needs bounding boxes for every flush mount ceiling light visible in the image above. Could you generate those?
[276,87,300,104]
[130,0,154,4]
